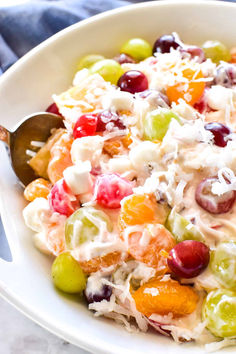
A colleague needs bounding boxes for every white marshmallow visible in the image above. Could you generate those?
[102,90,134,112]
[71,136,104,165]
[129,141,160,171]
[33,232,52,256]
[207,85,233,110]
[108,156,133,174]
[23,198,50,233]
[63,161,93,195]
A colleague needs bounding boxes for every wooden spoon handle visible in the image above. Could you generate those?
[0,125,10,145]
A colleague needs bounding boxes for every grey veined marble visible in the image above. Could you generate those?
[0,297,90,354]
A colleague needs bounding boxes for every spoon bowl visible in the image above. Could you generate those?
[0,112,64,186]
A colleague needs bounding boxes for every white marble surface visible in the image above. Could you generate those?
[0,296,90,354]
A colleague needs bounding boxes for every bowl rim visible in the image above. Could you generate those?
[1,1,236,353]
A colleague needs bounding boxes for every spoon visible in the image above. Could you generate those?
[0,112,64,186]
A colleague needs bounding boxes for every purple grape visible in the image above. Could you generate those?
[139,90,170,108]
[167,240,210,279]
[114,53,136,65]
[181,46,205,63]
[194,87,209,114]
[118,70,148,94]
[195,177,236,214]
[84,282,112,304]
[153,34,182,54]
[204,122,231,147]
[96,110,125,132]
[214,62,236,88]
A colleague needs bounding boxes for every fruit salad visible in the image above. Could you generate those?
[23,33,236,351]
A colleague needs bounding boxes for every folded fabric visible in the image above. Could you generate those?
[0,0,151,73]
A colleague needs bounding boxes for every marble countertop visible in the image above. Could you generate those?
[0,216,90,354]
[0,296,90,354]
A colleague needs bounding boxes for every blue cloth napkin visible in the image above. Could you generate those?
[0,0,150,74]
[0,0,235,74]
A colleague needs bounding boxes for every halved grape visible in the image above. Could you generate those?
[202,40,231,64]
[65,207,112,249]
[203,289,236,338]
[166,210,203,243]
[120,38,152,62]
[90,59,123,85]
[210,241,236,290]
[143,108,180,141]
[77,54,105,70]
[52,252,86,293]
[214,62,236,88]
[195,178,236,214]
[84,275,112,304]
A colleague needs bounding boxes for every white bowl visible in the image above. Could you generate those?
[0,1,236,353]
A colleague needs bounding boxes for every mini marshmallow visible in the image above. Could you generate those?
[63,161,93,195]
[71,135,104,165]
[207,85,233,111]
[33,232,52,256]
[129,141,160,171]
[108,156,133,174]
[23,197,50,233]
[102,90,134,112]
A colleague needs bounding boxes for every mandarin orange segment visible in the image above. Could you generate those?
[24,178,52,202]
[103,134,132,157]
[79,251,124,274]
[128,224,176,270]
[133,278,198,317]
[230,47,236,63]
[166,67,205,106]
[119,194,169,231]
[28,128,65,179]
[47,222,66,256]
[47,133,73,184]
[103,139,123,157]
[121,133,132,148]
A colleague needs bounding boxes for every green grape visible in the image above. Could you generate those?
[77,54,105,70]
[166,210,203,243]
[90,59,123,84]
[120,38,152,62]
[143,108,180,141]
[202,289,236,338]
[52,252,86,294]
[202,40,231,64]
[210,241,236,290]
[65,206,112,250]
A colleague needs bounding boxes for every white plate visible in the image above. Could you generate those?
[0,1,236,353]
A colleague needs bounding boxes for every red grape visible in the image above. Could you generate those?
[194,87,210,114]
[204,122,231,147]
[139,90,170,107]
[84,282,112,304]
[49,179,79,216]
[118,70,148,94]
[195,178,236,214]
[46,103,62,116]
[96,110,125,132]
[73,114,98,139]
[168,240,210,278]
[153,34,182,54]
[94,173,133,209]
[214,62,236,88]
[114,53,136,65]
[182,46,205,63]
